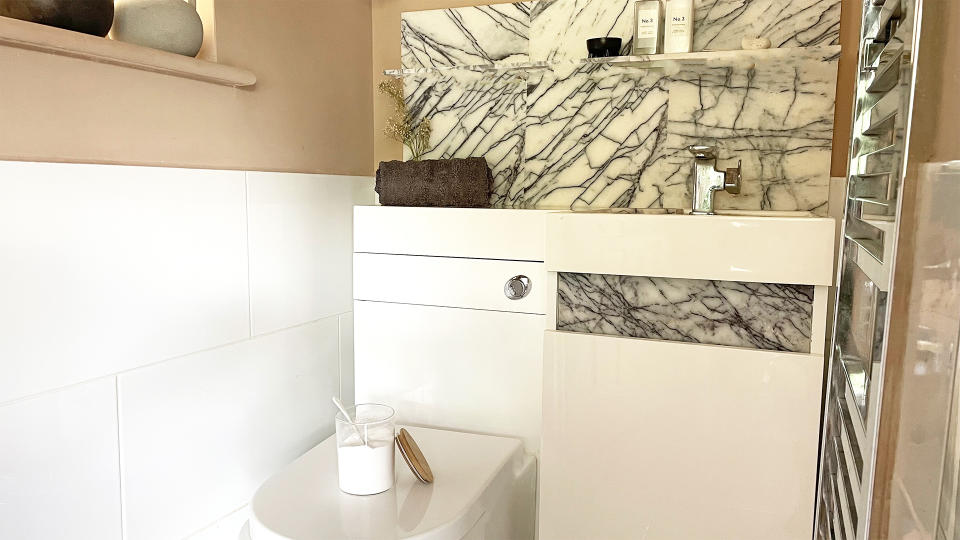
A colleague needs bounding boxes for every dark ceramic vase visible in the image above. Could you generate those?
[0,0,115,37]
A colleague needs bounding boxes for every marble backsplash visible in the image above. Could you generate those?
[399,0,841,212]
[557,272,815,352]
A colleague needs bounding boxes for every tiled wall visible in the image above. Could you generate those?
[0,161,374,540]
[401,0,841,212]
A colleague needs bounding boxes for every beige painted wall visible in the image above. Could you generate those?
[371,0,861,178]
[0,0,373,176]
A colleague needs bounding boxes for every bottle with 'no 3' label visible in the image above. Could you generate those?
[663,0,695,53]
[632,1,663,55]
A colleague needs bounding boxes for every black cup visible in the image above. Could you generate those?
[586,37,623,58]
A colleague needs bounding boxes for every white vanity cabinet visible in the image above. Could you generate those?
[538,211,836,540]
[352,207,550,452]
[353,207,836,540]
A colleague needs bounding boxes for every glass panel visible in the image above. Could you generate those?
[882,161,960,538]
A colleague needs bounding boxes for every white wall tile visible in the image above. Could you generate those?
[117,318,341,540]
[187,506,249,540]
[247,173,374,335]
[338,312,355,406]
[0,378,122,540]
[0,161,250,403]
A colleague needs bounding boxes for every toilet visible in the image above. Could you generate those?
[245,208,547,539]
[247,426,537,540]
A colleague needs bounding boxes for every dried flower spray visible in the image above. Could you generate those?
[378,79,432,161]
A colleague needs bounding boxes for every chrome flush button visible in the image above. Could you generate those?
[504,275,531,300]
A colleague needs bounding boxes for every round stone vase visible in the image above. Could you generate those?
[112,0,204,57]
[0,0,115,36]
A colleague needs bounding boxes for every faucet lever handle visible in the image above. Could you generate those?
[724,160,742,194]
[687,145,717,159]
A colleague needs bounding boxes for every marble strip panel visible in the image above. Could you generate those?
[557,272,814,352]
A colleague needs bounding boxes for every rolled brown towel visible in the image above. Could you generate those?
[376,157,492,208]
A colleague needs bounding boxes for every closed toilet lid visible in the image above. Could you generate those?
[249,426,527,540]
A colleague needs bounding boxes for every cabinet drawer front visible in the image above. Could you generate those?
[354,253,546,314]
[354,206,548,261]
[539,331,822,540]
[354,301,544,451]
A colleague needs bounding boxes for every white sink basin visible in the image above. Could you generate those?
[715,210,815,218]
[546,211,836,286]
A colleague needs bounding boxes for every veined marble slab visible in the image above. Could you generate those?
[661,57,839,213]
[529,0,635,62]
[405,71,527,206]
[528,0,841,62]
[557,272,814,352]
[693,0,842,51]
[519,65,672,209]
[401,3,532,69]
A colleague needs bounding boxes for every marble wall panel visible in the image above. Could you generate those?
[519,66,674,209]
[405,72,528,206]
[693,0,843,51]
[401,3,532,69]
[557,272,815,352]
[529,0,635,62]
[662,55,839,213]
[527,0,841,62]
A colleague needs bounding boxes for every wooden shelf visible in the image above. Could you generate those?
[384,45,841,77]
[0,16,256,87]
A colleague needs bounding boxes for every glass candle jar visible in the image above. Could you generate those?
[335,403,396,495]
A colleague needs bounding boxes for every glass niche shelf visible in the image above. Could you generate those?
[384,45,841,77]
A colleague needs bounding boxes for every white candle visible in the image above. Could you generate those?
[337,426,395,495]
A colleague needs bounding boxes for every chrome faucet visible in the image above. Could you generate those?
[687,145,742,215]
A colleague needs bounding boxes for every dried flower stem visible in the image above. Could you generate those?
[378,79,432,161]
